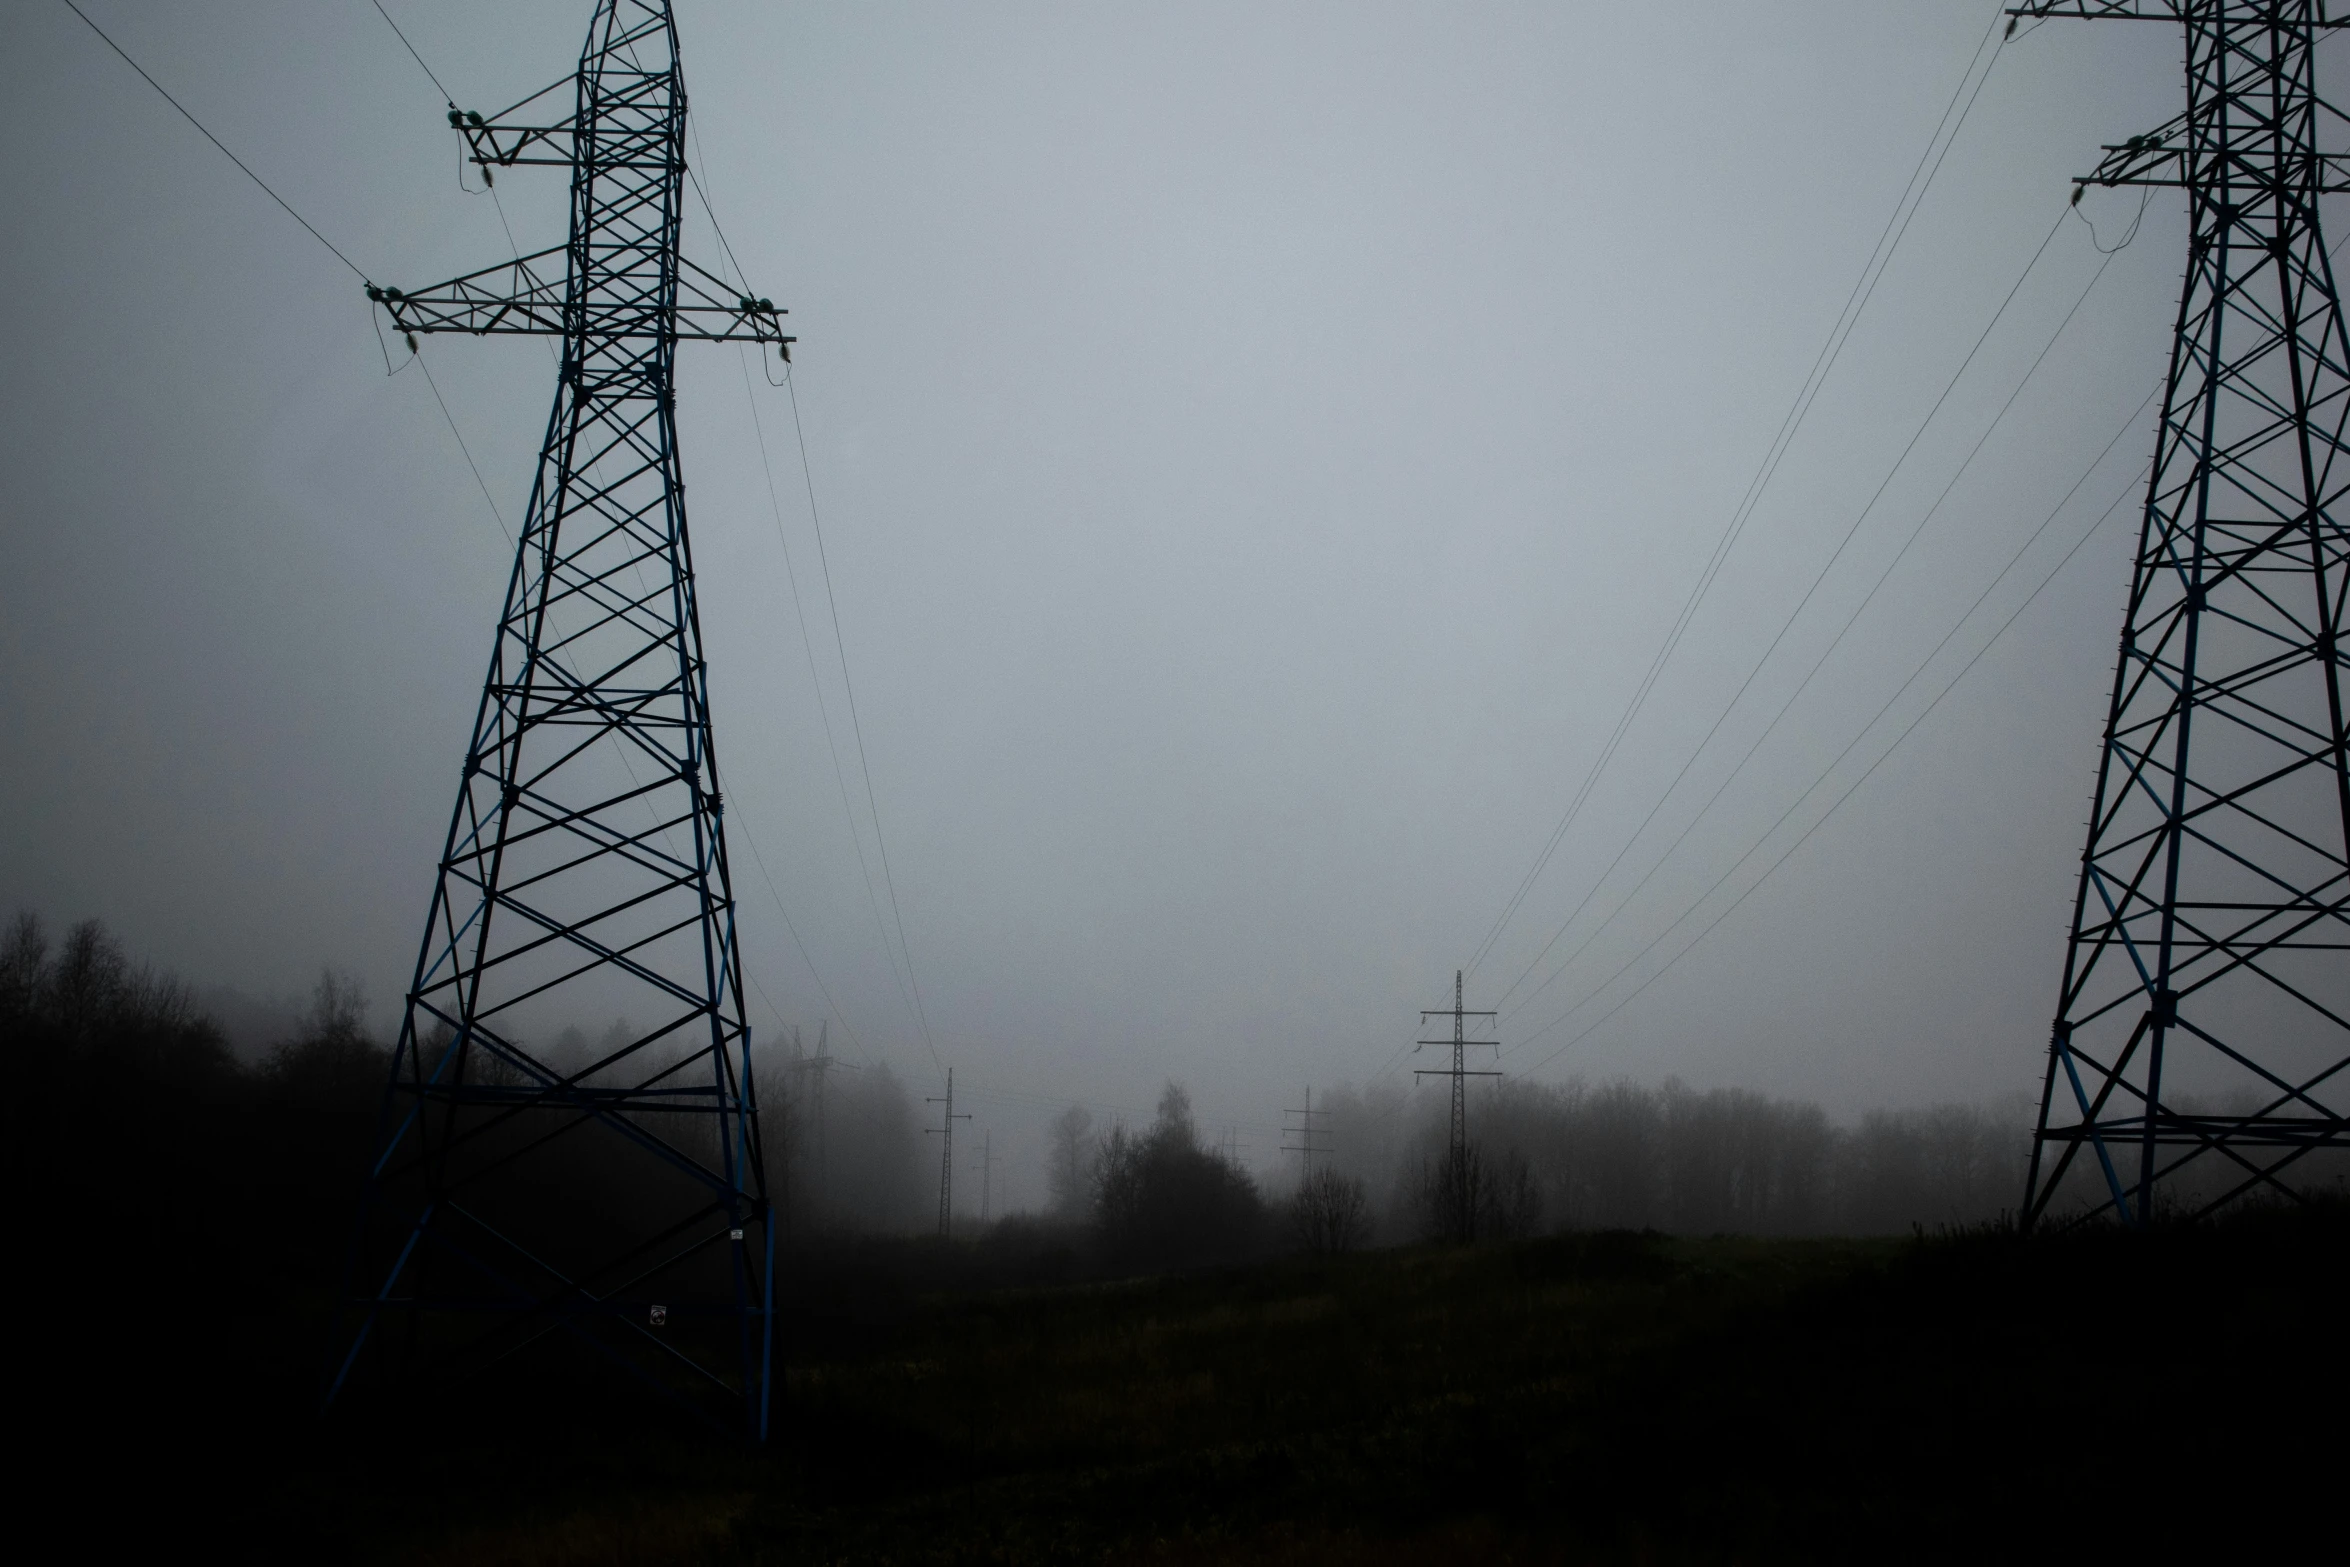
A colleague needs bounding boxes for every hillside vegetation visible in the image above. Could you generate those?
[10,913,2342,1561]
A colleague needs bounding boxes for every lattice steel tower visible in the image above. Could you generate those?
[1418,971,1498,1241]
[2020,2,2350,1227]
[327,1,794,1434]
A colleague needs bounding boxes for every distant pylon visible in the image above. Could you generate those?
[2019,2,2350,1227]
[1281,1086,1332,1179]
[785,1020,855,1232]
[327,1,796,1438]
[925,1069,970,1238]
[1418,970,1499,1240]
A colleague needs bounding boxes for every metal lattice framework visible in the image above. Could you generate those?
[2020,2,2350,1227]
[1417,971,1497,1242]
[327,1,793,1435]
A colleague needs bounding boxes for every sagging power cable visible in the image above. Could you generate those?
[1460,0,2014,985]
[1505,209,2350,1072]
[61,0,370,283]
[1517,468,2141,1079]
[736,345,930,1053]
[784,366,946,1078]
[684,129,947,1077]
[1499,203,2092,1024]
[1512,388,2160,1074]
[367,0,453,103]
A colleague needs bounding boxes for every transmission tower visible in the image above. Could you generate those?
[1418,970,1499,1240]
[2019,2,2350,1227]
[926,1069,971,1238]
[326,1,796,1437]
[784,1020,854,1233]
[1282,1086,1332,1180]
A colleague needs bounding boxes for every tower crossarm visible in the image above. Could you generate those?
[446,74,584,169]
[369,252,792,348]
[2008,2,2350,22]
[2065,103,2350,193]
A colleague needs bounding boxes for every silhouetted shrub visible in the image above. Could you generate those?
[1093,1082,1265,1271]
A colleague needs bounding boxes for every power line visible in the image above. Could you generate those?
[1494,201,2068,1015]
[729,815,873,1064]
[414,355,511,544]
[1506,209,2350,1071]
[1461,1,2013,982]
[785,368,944,1076]
[685,113,752,292]
[359,0,545,323]
[60,0,370,282]
[366,0,453,104]
[706,214,932,1052]
[679,128,944,1078]
[735,348,930,1039]
[1499,205,2103,1025]
[1519,475,2136,1078]
[1514,413,2154,1077]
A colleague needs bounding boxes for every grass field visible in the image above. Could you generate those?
[62,1203,2349,1564]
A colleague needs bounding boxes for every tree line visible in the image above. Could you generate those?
[1303,1076,2031,1240]
[8,911,2043,1301]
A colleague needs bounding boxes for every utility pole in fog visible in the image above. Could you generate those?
[925,1069,970,1239]
[1419,969,1499,1240]
[1282,1086,1331,1181]
[784,1020,853,1227]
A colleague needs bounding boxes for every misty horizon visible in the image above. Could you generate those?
[0,2,2275,1212]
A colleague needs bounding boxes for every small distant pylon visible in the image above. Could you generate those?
[783,1021,855,1232]
[925,1069,970,1239]
[1419,969,1499,1241]
[1282,1086,1332,1180]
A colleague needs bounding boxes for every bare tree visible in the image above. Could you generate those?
[1289,1167,1369,1254]
[0,912,47,1022]
[51,918,128,1039]
[260,969,385,1107]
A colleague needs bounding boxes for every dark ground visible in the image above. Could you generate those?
[31,1202,2349,1564]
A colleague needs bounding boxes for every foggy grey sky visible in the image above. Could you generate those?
[1,2,2274,1205]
